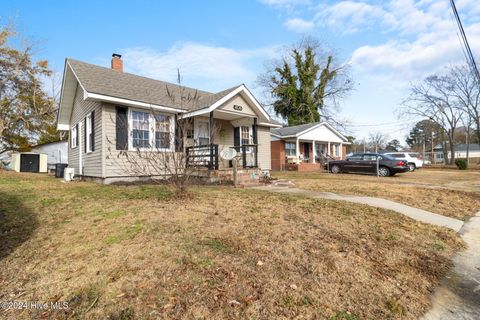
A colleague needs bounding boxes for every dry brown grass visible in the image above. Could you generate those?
[274,170,480,220]
[0,171,464,319]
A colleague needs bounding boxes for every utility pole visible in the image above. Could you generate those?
[431,132,434,164]
[363,137,366,153]
[423,135,426,165]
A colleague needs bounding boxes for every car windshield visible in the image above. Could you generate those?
[409,153,418,158]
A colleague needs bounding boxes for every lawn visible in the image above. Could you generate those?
[0,171,464,319]
[273,169,480,221]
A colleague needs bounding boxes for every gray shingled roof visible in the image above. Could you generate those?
[68,59,239,111]
[271,122,320,137]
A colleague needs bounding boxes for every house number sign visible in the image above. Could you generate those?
[233,104,243,111]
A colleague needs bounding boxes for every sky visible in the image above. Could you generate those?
[2,0,480,144]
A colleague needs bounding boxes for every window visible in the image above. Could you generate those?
[71,125,78,148]
[334,145,340,157]
[241,126,252,152]
[363,154,377,161]
[390,153,405,158]
[285,142,296,156]
[241,126,251,146]
[155,114,171,150]
[347,155,363,161]
[86,113,93,153]
[132,111,150,148]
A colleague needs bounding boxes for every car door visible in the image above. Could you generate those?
[343,155,363,172]
[360,154,377,173]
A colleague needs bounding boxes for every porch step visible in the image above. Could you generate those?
[192,168,263,184]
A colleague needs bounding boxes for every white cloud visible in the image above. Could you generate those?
[122,43,276,92]
[284,18,315,33]
[315,1,388,34]
[258,0,310,9]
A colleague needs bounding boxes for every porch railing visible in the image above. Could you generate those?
[186,144,219,170]
[233,144,258,168]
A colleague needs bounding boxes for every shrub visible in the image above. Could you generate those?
[455,158,468,170]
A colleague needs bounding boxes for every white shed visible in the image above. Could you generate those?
[11,152,48,173]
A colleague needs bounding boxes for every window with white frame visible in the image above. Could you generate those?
[71,125,78,148]
[86,113,93,153]
[131,111,150,148]
[285,142,296,156]
[240,126,252,152]
[334,144,339,157]
[241,126,251,145]
[155,114,171,149]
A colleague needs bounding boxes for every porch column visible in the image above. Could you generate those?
[253,117,258,168]
[209,111,215,170]
[327,141,331,159]
[209,111,215,143]
[339,143,343,159]
[296,138,300,164]
[312,140,316,163]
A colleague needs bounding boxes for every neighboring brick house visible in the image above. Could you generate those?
[270,122,350,171]
[57,54,280,183]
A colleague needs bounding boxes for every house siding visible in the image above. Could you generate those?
[257,126,271,170]
[68,85,103,177]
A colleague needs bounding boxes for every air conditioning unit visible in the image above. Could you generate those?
[64,168,75,182]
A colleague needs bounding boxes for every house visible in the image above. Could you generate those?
[30,141,68,171]
[430,144,480,163]
[56,54,280,184]
[270,122,350,171]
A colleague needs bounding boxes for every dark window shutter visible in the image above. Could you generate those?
[116,106,128,150]
[233,127,240,147]
[91,111,95,152]
[84,117,87,153]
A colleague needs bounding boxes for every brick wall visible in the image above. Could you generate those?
[271,140,285,171]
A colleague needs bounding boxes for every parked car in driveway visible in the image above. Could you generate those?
[325,153,409,177]
[384,152,423,171]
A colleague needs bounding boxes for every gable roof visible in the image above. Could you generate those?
[58,58,274,130]
[271,121,349,142]
[67,59,237,112]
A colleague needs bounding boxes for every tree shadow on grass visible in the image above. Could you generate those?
[0,191,37,261]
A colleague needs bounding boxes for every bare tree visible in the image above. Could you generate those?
[106,71,221,196]
[448,65,480,149]
[367,131,388,153]
[402,74,464,164]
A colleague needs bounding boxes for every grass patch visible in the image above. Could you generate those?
[0,172,465,319]
[274,170,480,220]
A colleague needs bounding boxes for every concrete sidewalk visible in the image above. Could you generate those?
[252,183,464,232]
[422,212,480,319]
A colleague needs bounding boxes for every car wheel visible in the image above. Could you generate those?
[378,166,390,177]
[330,165,341,174]
[408,163,416,172]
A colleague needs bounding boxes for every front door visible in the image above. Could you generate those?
[304,143,310,162]
[20,154,40,172]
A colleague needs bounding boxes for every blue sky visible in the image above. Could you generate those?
[2,0,479,143]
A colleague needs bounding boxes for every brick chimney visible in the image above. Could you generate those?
[111,53,123,72]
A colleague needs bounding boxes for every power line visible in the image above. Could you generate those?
[449,0,480,83]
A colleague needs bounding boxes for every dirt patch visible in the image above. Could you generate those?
[0,172,464,319]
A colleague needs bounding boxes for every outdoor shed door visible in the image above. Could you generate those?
[20,154,40,173]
